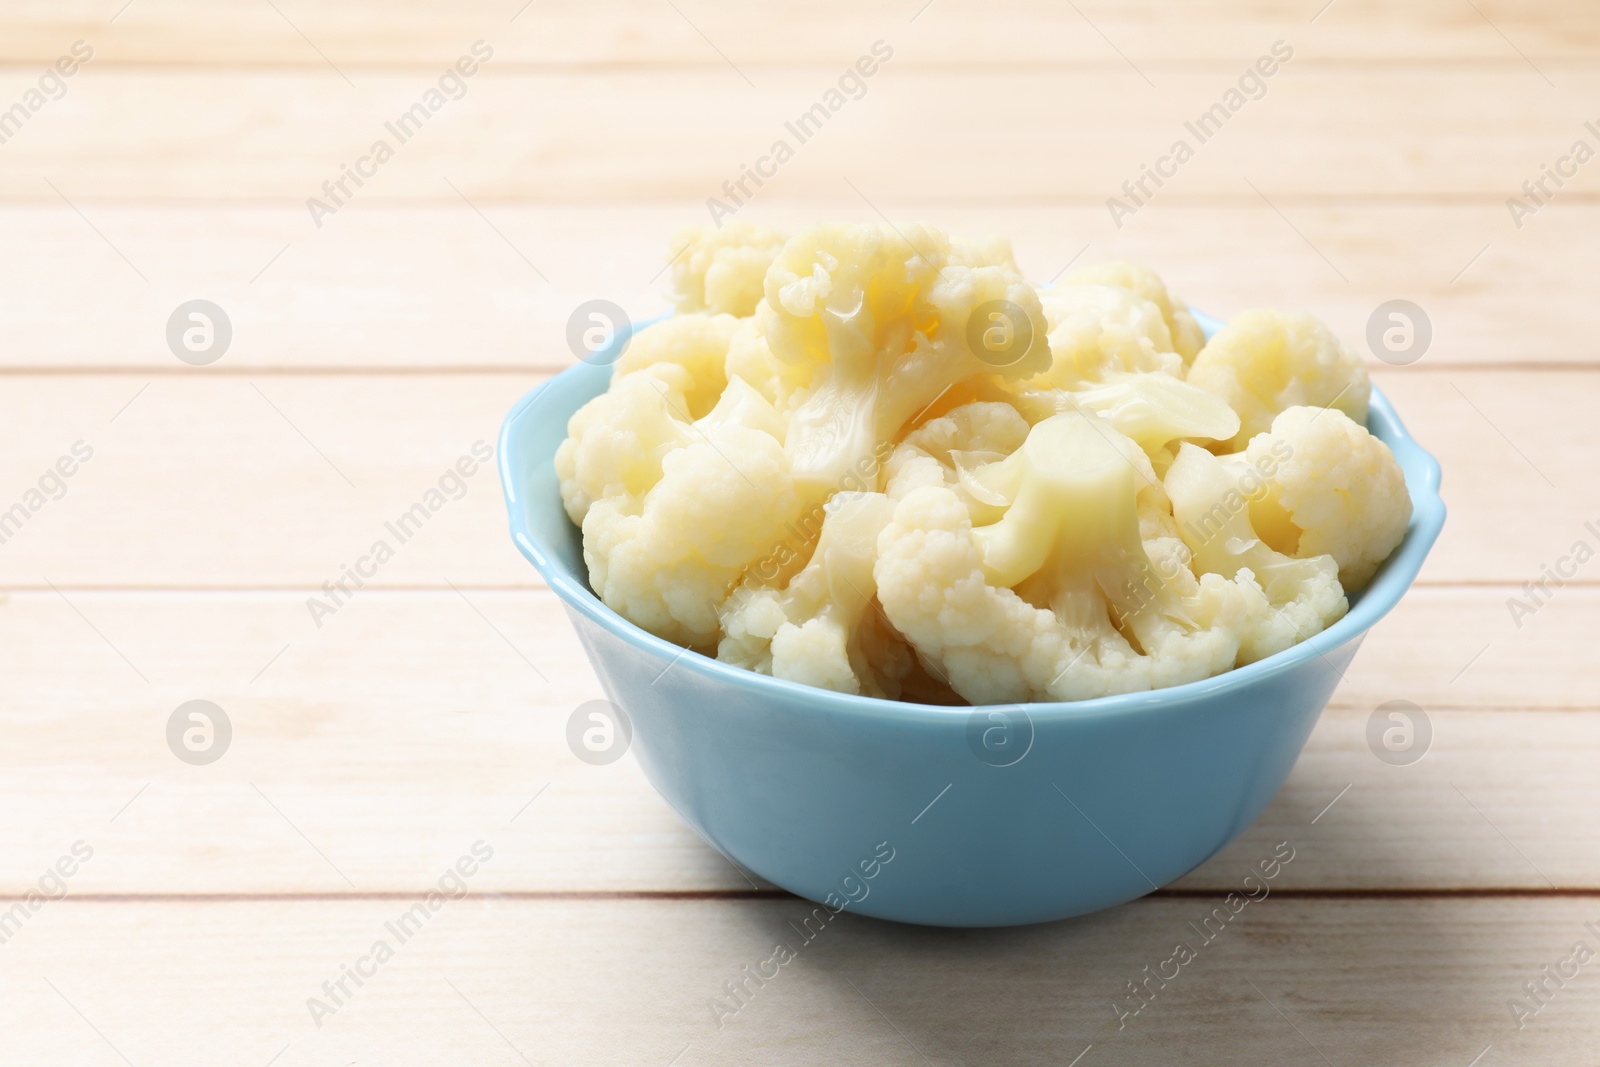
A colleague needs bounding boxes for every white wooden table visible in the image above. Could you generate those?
[2,2,1598,1063]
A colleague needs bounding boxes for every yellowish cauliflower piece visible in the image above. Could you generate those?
[1165,442,1348,664]
[719,492,912,697]
[1033,283,1184,387]
[1243,406,1412,591]
[668,221,788,318]
[556,364,702,525]
[948,234,1023,269]
[874,413,1252,703]
[761,222,1050,497]
[883,401,1031,524]
[559,362,803,649]
[612,312,739,418]
[1065,260,1206,364]
[979,278,1238,455]
[1186,309,1370,449]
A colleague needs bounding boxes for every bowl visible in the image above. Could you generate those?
[498,311,1445,927]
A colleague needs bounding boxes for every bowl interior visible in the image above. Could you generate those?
[500,310,1446,715]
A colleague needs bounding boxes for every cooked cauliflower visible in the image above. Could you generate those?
[555,364,700,524]
[999,371,1241,461]
[719,492,912,696]
[552,222,1415,702]
[1186,309,1370,449]
[1032,283,1184,387]
[875,412,1252,703]
[883,401,1031,526]
[1065,260,1206,364]
[761,222,1051,497]
[974,278,1237,453]
[1243,406,1412,591]
[668,221,788,318]
[1164,442,1348,664]
[907,400,1181,546]
[948,233,1024,269]
[612,312,740,419]
[559,365,803,648]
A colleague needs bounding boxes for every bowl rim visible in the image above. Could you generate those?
[499,313,1446,725]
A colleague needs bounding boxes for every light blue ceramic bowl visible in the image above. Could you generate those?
[498,310,1445,927]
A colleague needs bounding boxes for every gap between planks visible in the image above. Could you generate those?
[2,193,1599,207]
[0,361,1596,376]
[0,57,1591,73]
[12,887,1600,904]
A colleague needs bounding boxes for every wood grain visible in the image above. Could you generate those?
[0,203,1584,370]
[4,0,1599,65]
[0,66,1595,202]
[2,896,1597,1065]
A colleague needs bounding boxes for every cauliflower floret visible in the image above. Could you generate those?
[960,281,1237,455]
[556,312,754,523]
[903,400,1180,545]
[668,221,788,317]
[723,313,816,420]
[1065,260,1206,364]
[875,411,1251,704]
[1032,283,1184,387]
[1186,309,1370,450]
[762,222,1051,498]
[1243,406,1412,591]
[612,312,741,418]
[555,364,701,525]
[1165,442,1348,664]
[948,234,1021,269]
[883,401,1031,523]
[719,492,912,696]
[564,374,802,648]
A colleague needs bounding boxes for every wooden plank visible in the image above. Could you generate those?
[1375,370,1600,588]
[0,588,708,897]
[0,203,1583,370]
[2,896,1597,1064]
[5,0,1599,65]
[2,589,1595,895]
[0,374,533,589]
[1340,587,1600,713]
[0,370,1592,588]
[0,65,1594,201]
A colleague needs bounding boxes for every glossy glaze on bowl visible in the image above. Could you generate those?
[499,313,1445,927]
